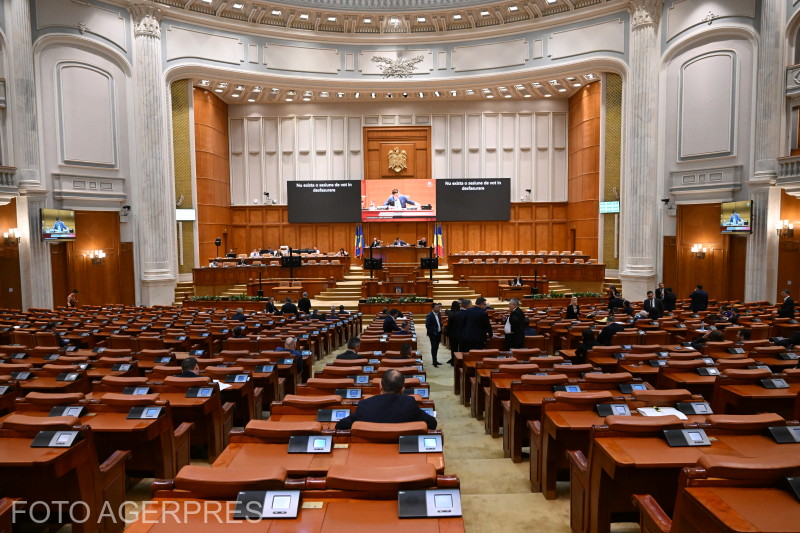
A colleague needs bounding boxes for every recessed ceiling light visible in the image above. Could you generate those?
[219,83,228,87]
[453,14,462,20]
[390,17,400,25]
[386,93,393,98]
[572,83,581,87]
[466,89,475,95]
[544,93,552,98]
[327,16,336,22]
[354,92,360,98]
[271,9,281,15]
[481,88,491,93]
[418,92,424,98]
[214,88,223,93]
[303,97,310,101]
[434,91,441,97]
[450,90,457,96]
[199,80,210,86]
[253,86,262,92]
[320,92,329,97]
[532,82,542,88]
[504,94,512,98]
[287,90,296,96]
[235,85,244,91]
[232,2,243,9]
[337,92,344,97]
[498,86,507,91]
[480,10,490,16]
[270,88,279,93]
[546,0,557,3]
[299,13,309,20]
[514,84,524,90]
[303,91,312,96]
[486,94,494,98]
[231,93,240,97]
[584,73,596,80]
[417,16,426,22]
[285,98,293,101]
[558,88,567,92]
[508,5,519,12]
[523,94,531,98]
[247,97,255,102]
[370,92,376,98]
[566,76,576,81]
[363,17,372,23]
[549,80,559,85]
[201,0,212,3]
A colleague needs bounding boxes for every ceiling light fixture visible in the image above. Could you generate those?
[418,92,424,98]
[386,93,393,98]
[453,14,462,20]
[354,92,360,98]
[253,86,263,92]
[231,93,240,97]
[390,17,400,25]
[299,13,309,20]
[523,94,531,98]
[486,94,494,98]
[370,92,376,98]
[450,90,457,96]
[504,94,512,98]
[337,92,344,97]
[544,93,552,98]
[320,92,329,97]
[327,16,336,22]
[232,2,243,9]
[271,9,281,15]
[199,80,210,86]
[434,91,441,97]
[303,97,310,101]
[287,90,296,95]
[270,88,279,93]
[509,5,519,11]
[363,17,372,23]
[480,10,489,16]
[417,16,426,22]
[247,97,255,102]
[466,89,475,95]
[214,88,223,93]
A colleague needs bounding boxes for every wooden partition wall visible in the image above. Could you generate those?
[662,203,745,301]
[0,199,22,309]
[778,190,800,300]
[567,83,600,259]
[50,211,135,306]
[225,203,570,260]
[363,126,431,180]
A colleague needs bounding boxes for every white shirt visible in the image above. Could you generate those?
[504,316,512,334]
[433,312,440,331]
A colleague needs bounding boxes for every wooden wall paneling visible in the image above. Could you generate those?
[0,199,21,309]
[119,242,135,305]
[675,204,730,299]
[363,126,431,180]
[778,190,800,300]
[62,211,123,306]
[50,243,68,308]
[727,235,746,302]
[662,236,677,292]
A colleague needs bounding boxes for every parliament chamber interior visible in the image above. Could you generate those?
[2,0,800,531]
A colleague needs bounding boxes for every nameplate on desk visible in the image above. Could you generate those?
[649,359,668,367]
[612,353,627,360]
[200,333,210,338]
[11,352,27,359]
[0,386,10,395]
[77,363,88,371]
[351,375,369,385]
[663,428,711,447]
[676,324,687,329]
[415,365,424,372]
[278,358,293,365]
[782,477,800,502]
[761,378,790,389]
[31,430,82,448]
[311,330,319,335]
[768,426,800,444]
[154,356,172,364]
[288,435,332,454]
[316,408,349,422]
[619,383,647,393]
[123,386,151,395]
[727,348,746,355]
[127,406,163,420]
[553,385,581,393]
[748,365,772,371]
[299,334,309,339]
[368,359,381,365]
[373,351,381,356]
[361,365,375,373]
[696,367,720,376]
[413,374,426,383]
[233,491,301,520]
[56,373,80,382]
[49,405,87,417]
[189,350,205,356]
[301,350,312,356]
[111,364,131,372]
[221,329,230,334]
[65,346,78,352]
[224,374,249,384]
[43,354,60,361]
[770,337,786,344]
[778,352,800,361]
[186,387,214,398]
[92,347,105,354]
[596,404,631,417]
[254,365,274,373]
[421,407,436,417]
[657,352,669,358]
[701,358,715,365]
[404,387,429,398]
[672,402,712,416]
[621,345,632,350]
[80,332,90,337]
[398,489,462,519]
[399,434,443,453]
[335,388,362,399]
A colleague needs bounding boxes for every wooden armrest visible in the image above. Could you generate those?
[567,450,587,473]
[99,449,132,476]
[632,494,672,533]
[174,421,194,440]
[529,419,541,437]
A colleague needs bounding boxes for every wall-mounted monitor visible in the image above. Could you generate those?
[436,179,510,221]
[41,208,76,242]
[720,200,752,235]
[361,179,436,222]
[287,181,361,223]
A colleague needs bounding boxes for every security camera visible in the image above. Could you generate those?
[661,198,670,204]
[122,205,131,210]
[525,189,532,194]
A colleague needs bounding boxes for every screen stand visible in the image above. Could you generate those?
[369,247,374,279]
[428,246,434,282]
[257,272,264,298]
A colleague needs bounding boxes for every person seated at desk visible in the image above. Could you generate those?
[231,307,247,322]
[597,314,627,346]
[370,238,381,248]
[208,260,220,268]
[337,305,349,315]
[276,336,303,364]
[231,325,246,338]
[336,337,362,360]
[264,296,277,314]
[573,329,597,365]
[691,328,724,351]
[417,237,428,247]
[225,249,237,259]
[249,248,261,258]
[387,343,414,360]
[280,297,299,315]
[335,248,349,256]
[335,369,437,430]
[310,309,320,319]
[383,309,402,333]
[566,296,580,319]
[175,357,200,378]
[392,237,408,246]
[383,189,417,209]
[510,275,524,287]
[395,321,413,336]
[735,328,751,345]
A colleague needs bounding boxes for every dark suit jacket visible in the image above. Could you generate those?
[655,288,665,300]
[275,347,303,364]
[336,350,362,360]
[597,322,626,346]
[425,311,442,337]
[298,298,312,313]
[459,306,493,345]
[383,316,401,333]
[565,305,580,320]
[446,310,464,341]
[689,289,709,312]
[174,371,200,378]
[642,298,664,319]
[779,297,796,318]
[265,302,278,313]
[280,303,298,314]
[504,307,526,349]
[335,393,436,430]
[231,312,246,322]
[662,292,677,311]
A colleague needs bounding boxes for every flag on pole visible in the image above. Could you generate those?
[434,224,444,257]
[354,224,364,258]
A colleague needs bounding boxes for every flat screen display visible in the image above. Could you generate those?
[271,496,291,510]
[423,437,437,448]
[688,431,703,442]
[287,181,361,223]
[361,179,436,222]
[720,200,752,234]
[436,179,510,221]
[434,494,453,508]
[41,208,76,241]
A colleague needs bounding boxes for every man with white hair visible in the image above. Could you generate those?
[276,336,303,364]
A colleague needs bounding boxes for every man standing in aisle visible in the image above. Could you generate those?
[298,292,312,314]
[459,298,493,352]
[779,289,795,318]
[642,291,664,319]
[689,284,709,312]
[425,302,442,367]
[503,298,526,350]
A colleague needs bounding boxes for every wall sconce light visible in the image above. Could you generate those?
[690,243,707,259]
[776,220,794,238]
[85,250,106,264]
[3,228,19,245]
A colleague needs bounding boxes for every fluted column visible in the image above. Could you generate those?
[745,1,785,303]
[131,4,177,305]
[6,0,52,309]
[618,0,662,302]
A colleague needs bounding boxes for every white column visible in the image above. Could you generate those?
[618,0,662,302]
[745,0,785,303]
[130,4,177,305]
[6,0,52,309]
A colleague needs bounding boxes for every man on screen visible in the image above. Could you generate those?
[50,217,69,233]
[727,210,744,225]
[383,189,417,209]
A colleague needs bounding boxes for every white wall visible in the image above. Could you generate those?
[228,99,569,205]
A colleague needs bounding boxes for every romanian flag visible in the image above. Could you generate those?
[354,224,364,258]
[433,224,444,257]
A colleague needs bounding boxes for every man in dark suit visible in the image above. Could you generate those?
[662,288,677,313]
[175,357,200,378]
[446,300,466,365]
[383,309,401,333]
[597,315,627,346]
[275,336,303,365]
[459,297,493,352]
[655,283,665,301]
[280,297,298,315]
[392,237,407,246]
[642,291,664,319]
[779,289,795,318]
[264,297,278,313]
[336,337,362,360]
[689,284,709,312]
[231,307,246,322]
[335,369,436,430]
[298,292,312,314]
[503,298,526,350]
[425,302,442,367]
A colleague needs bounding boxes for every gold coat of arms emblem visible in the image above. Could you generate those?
[388,147,407,173]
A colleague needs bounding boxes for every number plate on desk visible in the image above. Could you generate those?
[335,388,362,399]
[123,386,150,395]
[186,387,214,398]
[49,405,87,417]
[316,408,349,422]
[768,426,800,443]
[761,379,790,389]
[287,435,332,453]
[619,383,648,393]
[127,406,163,420]
[663,428,711,447]
[398,489,462,518]
[31,430,82,448]
[399,434,442,453]
[675,402,713,415]
[233,491,300,519]
[596,404,631,416]
[56,373,80,382]
[254,365,274,373]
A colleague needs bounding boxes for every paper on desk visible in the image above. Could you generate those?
[214,380,232,390]
[636,407,688,420]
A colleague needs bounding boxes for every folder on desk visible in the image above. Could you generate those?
[636,407,688,420]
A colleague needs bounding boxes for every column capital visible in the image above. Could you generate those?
[629,0,663,29]
[130,3,162,38]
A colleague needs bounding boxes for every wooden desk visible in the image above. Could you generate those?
[193,264,348,289]
[713,382,800,417]
[452,262,605,283]
[507,390,555,463]
[448,253,590,264]
[367,246,431,265]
